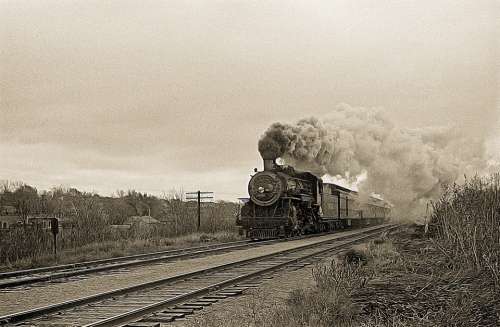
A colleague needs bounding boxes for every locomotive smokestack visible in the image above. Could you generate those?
[258,124,286,171]
[263,158,275,171]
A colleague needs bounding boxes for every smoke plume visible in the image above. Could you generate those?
[258,104,496,220]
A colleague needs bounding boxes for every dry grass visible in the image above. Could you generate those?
[354,229,499,327]
[430,174,500,286]
[280,261,366,326]
[184,261,368,327]
[0,230,241,271]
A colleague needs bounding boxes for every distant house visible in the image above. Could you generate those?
[0,215,21,230]
[124,216,161,227]
[27,216,56,230]
[0,205,21,229]
[109,224,131,231]
[0,210,70,231]
[120,216,161,234]
[1,205,17,215]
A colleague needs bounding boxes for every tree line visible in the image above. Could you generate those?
[0,180,239,265]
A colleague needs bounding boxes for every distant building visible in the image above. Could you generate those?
[0,211,69,231]
[0,205,21,229]
[1,205,17,215]
[109,224,131,231]
[0,215,21,230]
[124,215,161,226]
[27,216,56,229]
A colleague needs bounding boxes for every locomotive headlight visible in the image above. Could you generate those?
[258,186,265,193]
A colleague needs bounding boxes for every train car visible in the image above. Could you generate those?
[237,158,390,239]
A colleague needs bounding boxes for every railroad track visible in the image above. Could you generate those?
[0,239,281,290]
[0,228,364,290]
[0,224,396,326]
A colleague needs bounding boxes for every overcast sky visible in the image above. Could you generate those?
[1,0,499,200]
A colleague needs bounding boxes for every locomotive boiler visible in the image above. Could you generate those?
[237,157,390,239]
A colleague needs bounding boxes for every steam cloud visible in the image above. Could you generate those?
[258,104,495,220]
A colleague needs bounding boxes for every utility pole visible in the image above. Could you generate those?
[186,191,214,231]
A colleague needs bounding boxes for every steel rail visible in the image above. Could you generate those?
[0,224,394,325]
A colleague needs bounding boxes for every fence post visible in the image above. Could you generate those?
[50,218,59,260]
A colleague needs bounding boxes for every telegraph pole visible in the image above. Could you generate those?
[186,191,214,231]
[197,191,200,230]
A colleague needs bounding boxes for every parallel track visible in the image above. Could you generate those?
[0,228,368,290]
[0,239,277,289]
[0,224,396,326]
[0,239,250,279]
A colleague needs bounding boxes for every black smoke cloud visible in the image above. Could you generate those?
[258,104,495,220]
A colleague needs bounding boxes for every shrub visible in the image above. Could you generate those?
[277,260,367,327]
[430,174,500,287]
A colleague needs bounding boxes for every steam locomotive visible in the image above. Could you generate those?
[237,158,391,239]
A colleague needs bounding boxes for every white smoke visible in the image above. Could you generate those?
[258,103,497,220]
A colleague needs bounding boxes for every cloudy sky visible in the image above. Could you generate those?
[1,0,499,200]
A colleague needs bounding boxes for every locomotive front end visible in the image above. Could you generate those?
[237,158,291,239]
[248,171,283,206]
[238,157,320,239]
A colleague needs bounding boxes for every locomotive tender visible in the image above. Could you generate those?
[237,158,390,239]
